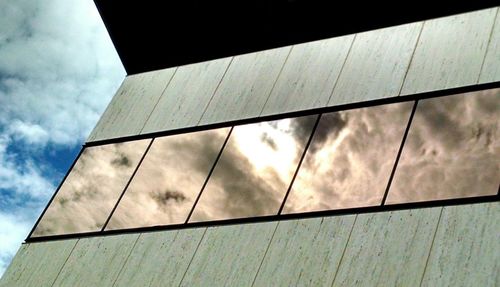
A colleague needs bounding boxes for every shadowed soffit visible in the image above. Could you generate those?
[94,0,498,75]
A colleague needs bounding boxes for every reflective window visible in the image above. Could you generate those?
[387,89,500,203]
[105,128,230,230]
[189,115,317,222]
[32,139,151,237]
[29,87,499,240]
[283,102,413,213]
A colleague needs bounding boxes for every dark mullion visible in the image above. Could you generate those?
[184,126,234,223]
[380,100,419,206]
[26,147,86,240]
[84,81,500,148]
[278,114,322,215]
[100,138,155,231]
[25,194,499,244]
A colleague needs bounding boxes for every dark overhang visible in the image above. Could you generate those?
[94,0,498,75]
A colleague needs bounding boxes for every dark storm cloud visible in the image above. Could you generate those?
[151,189,188,206]
[308,112,348,154]
[289,115,317,147]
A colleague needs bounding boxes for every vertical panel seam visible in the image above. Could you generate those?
[381,100,419,205]
[476,7,500,84]
[418,207,445,287]
[185,127,234,223]
[177,228,208,287]
[258,46,295,116]
[88,77,128,142]
[278,114,321,214]
[325,34,357,105]
[139,68,179,134]
[329,215,358,287]
[101,138,155,231]
[197,57,235,125]
[250,222,281,287]
[111,234,142,287]
[397,21,426,96]
[49,238,80,287]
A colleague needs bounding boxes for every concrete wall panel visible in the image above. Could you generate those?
[332,208,442,287]
[401,8,497,95]
[479,8,500,84]
[261,35,354,116]
[179,222,278,287]
[252,216,355,287]
[199,47,291,125]
[421,202,500,287]
[52,234,139,287]
[87,68,176,141]
[0,240,77,287]
[329,22,422,106]
[113,228,205,287]
[141,58,232,134]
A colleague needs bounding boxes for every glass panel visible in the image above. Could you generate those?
[283,102,413,214]
[387,89,500,203]
[189,115,317,222]
[105,128,230,230]
[31,139,151,237]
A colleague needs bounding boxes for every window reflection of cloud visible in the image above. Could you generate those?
[387,89,500,203]
[284,102,413,213]
[32,139,151,237]
[190,115,317,222]
[106,128,230,230]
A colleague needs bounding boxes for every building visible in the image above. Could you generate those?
[1,2,499,286]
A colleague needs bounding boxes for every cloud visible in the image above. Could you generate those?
[387,89,500,203]
[190,116,317,221]
[0,0,125,147]
[283,102,413,213]
[106,128,230,229]
[31,140,150,237]
[0,212,33,277]
[0,0,124,276]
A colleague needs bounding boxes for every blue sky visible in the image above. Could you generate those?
[0,0,125,276]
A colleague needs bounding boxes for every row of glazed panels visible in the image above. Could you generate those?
[30,88,500,238]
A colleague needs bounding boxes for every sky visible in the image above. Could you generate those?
[0,0,125,276]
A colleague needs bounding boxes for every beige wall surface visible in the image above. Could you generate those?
[1,202,498,287]
[87,7,499,142]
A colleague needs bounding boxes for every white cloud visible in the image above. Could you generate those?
[0,212,35,278]
[0,0,125,277]
[0,0,125,147]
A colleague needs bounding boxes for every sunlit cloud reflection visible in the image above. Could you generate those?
[284,102,413,213]
[190,115,317,222]
[387,89,500,203]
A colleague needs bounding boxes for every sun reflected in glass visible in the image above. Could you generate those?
[190,115,318,222]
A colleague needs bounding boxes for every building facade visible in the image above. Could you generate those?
[1,6,499,287]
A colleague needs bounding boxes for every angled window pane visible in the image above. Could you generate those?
[105,128,230,230]
[283,102,413,214]
[31,139,151,237]
[387,89,500,203]
[189,115,317,222]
